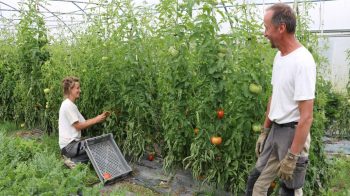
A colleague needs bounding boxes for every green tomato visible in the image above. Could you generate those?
[252,123,261,132]
[43,88,50,94]
[249,83,262,94]
[219,47,227,53]
[218,53,225,58]
[168,46,179,57]
[189,41,196,50]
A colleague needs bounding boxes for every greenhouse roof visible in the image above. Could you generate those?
[0,0,349,37]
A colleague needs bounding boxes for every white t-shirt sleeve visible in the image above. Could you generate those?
[59,99,86,149]
[64,105,80,125]
[294,57,316,101]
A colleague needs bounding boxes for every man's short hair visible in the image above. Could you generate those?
[267,3,296,33]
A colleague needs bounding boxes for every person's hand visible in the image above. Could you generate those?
[95,113,107,123]
[277,150,298,181]
[255,128,270,157]
[103,111,111,118]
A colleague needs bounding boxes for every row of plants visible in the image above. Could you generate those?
[322,49,350,138]
[0,122,158,195]
[0,122,102,195]
[324,92,350,138]
[0,0,343,194]
[325,155,350,195]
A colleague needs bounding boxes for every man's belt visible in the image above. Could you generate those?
[273,121,298,128]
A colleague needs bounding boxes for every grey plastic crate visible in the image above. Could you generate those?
[85,133,132,183]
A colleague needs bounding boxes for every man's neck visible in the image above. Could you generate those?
[278,35,302,56]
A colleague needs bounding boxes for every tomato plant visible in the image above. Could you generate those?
[0,0,332,194]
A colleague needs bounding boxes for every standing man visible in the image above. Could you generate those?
[245,3,316,196]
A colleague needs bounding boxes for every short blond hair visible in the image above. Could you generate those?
[62,76,80,96]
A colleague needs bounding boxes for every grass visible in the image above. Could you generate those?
[324,155,350,195]
[0,121,157,195]
[0,121,18,132]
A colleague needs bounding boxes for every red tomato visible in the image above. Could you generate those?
[217,109,224,119]
[210,136,222,145]
[148,153,155,161]
[103,172,111,180]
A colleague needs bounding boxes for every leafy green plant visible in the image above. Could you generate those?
[12,0,50,131]
[325,155,350,195]
[0,0,335,194]
[327,93,350,138]
[0,128,101,195]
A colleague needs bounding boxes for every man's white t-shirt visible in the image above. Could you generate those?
[59,98,86,149]
[268,46,316,124]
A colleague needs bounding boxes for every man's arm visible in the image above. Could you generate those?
[290,99,314,155]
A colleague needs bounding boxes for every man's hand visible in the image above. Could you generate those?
[277,151,298,180]
[255,128,269,157]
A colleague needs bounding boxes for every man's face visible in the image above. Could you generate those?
[263,10,279,48]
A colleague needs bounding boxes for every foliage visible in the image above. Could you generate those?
[311,42,350,140]
[0,0,338,194]
[0,128,102,195]
[0,122,159,195]
[0,29,17,120]
[324,155,350,196]
[10,0,51,131]
[318,42,350,140]
[326,93,350,138]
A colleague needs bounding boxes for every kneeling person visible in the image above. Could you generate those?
[59,76,109,167]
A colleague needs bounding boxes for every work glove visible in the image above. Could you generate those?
[277,150,299,181]
[255,128,270,157]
